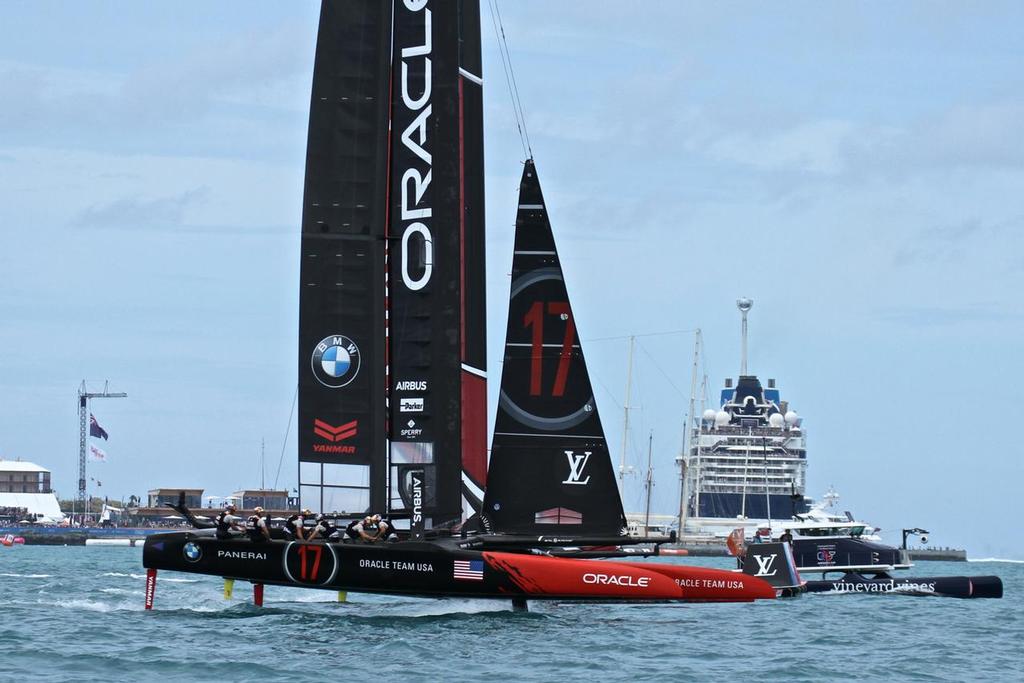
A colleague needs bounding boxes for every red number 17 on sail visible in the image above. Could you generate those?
[524,301,575,397]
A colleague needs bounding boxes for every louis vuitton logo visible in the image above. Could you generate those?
[562,451,591,486]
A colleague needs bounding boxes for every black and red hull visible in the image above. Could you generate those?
[142,533,776,603]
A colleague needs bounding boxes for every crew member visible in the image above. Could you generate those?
[284,508,312,541]
[246,506,271,543]
[346,516,380,543]
[308,513,338,542]
[373,514,395,542]
[215,504,244,540]
[779,529,794,544]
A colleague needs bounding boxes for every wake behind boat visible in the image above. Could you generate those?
[141,0,782,608]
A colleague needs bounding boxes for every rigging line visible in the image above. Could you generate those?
[492,0,532,158]
[636,339,690,401]
[591,371,623,411]
[584,328,699,343]
[486,0,528,159]
[273,383,298,491]
[484,0,518,149]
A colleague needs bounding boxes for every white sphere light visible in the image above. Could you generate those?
[715,410,730,426]
[702,409,717,422]
[768,413,785,428]
[784,410,798,425]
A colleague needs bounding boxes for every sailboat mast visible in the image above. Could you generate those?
[619,335,634,484]
[644,430,654,534]
[677,329,701,534]
[694,373,707,522]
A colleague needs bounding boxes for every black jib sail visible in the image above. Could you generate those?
[298,1,393,515]
[481,159,626,536]
[387,0,487,529]
[298,0,487,525]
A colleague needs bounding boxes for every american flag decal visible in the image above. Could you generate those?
[453,559,484,581]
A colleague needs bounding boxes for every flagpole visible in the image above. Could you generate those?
[78,380,126,525]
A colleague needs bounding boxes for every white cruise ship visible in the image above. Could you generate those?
[678,299,810,537]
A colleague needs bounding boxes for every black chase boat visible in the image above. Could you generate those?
[142,0,779,608]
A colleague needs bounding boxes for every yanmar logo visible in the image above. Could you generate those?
[313,419,357,454]
[582,573,650,588]
[217,550,267,561]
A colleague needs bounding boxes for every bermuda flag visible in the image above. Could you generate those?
[89,444,107,462]
[90,414,109,440]
[453,559,484,581]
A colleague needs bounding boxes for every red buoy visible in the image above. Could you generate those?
[253,583,264,607]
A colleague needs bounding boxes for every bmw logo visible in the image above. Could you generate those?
[183,542,202,562]
[311,334,361,388]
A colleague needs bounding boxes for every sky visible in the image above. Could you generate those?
[1,2,1022,558]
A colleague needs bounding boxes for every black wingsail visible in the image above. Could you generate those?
[387,0,487,529]
[297,2,392,515]
[481,160,626,536]
[297,1,486,524]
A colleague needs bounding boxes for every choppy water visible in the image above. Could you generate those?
[1,547,1020,681]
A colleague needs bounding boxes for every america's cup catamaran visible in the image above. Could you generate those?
[141,0,782,608]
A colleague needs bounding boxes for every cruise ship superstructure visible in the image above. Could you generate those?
[679,300,810,536]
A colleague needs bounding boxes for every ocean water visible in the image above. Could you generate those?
[0,546,1020,682]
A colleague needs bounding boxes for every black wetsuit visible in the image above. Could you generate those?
[311,520,338,541]
[284,514,304,540]
[247,515,268,542]
[215,511,236,540]
[346,520,378,540]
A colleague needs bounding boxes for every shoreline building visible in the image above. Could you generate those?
[0,459,64,523]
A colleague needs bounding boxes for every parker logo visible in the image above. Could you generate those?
[562,451,591,486]
[313,419,357,454]
[754,553,778,577]
[399,397,424,413]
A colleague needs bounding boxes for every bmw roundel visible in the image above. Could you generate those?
[311,334,361,388]
[183,542,202,562]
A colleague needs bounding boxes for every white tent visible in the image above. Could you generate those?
[0,492,65,523]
